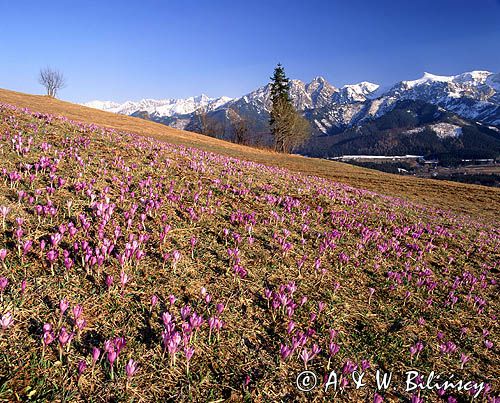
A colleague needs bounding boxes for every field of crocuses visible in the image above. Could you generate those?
[0,102,498,402]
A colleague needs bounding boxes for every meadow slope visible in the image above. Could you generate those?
[0,88,499,222]
[0,102,498,402]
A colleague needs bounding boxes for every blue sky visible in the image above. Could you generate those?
[1,0,499,103]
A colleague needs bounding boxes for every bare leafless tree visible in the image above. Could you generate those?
[227,109,250,145]
[38,67,66,97]
[193,106,225,138]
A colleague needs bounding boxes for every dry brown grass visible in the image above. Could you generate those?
[0,100,498,402]
[0,87,498,222]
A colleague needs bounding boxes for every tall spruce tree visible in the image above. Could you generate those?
[269,63,311,153]
[269,63,291,106]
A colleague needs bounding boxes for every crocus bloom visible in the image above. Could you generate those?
[410,342,424,359]
[78,360,87,376]
[280,344,292,360]
[329,343,340,357]
[300,348,311,367]
[1,312,13,330]
[342,360,357,375]
[0,277,8,292]
[107,350,117,366]
[125,358,138,378]
[58,327,74,346]
[92,347,101,363]
[185,347,195,362]
[46,249,58,263]
[59,299,69,316]
[114,336,126,354]
[120,270,129,287]
[75,317,86,331]
[104,340,114,353]
[460,353,470,368]
[20,279,27,294]
[105,275,113,289]
[72,304,83,320]
[43,331,55,345]
[171,250,181,271]
[244,375,251,388]
[410,395,423,403]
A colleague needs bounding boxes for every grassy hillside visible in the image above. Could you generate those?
[0,100,498,401]
[0,88,499,222]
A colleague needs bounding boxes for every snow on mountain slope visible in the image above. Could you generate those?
[350,70,500,128]
[385,70,496,104]
[83,95,233,118]
[83,70,499,135]
[402,72,454,88]
[332,82,380,104]
[304,76,338,108]
[405,123,463,139]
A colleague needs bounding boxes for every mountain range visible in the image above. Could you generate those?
[83,70,500,160]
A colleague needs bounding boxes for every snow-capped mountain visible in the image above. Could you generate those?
[83,70,500,134]
[310,70,500,134]
[217,76,341,115]
[302,99,500,159]
[198,76,379,133]
[379,71,499,123]
[83,95,233,119]
[332,82,380,104]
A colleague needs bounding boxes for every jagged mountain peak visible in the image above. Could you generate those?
[331,81,380,104]
[83,94,233,117]
[342,81,379,90]
[309,76,329,84]
[454,70,492,83]
[402,72,454,89]
[83,69,499,134]
[305,76,335,89]
[400,70,494,89]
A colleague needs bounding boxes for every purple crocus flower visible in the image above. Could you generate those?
[1,312,13,330]
[72,304,83,320]
[78,360,87,376]
[280,344,292,360]
[92,347,101,363]
[107,350,117,366]
[58,327,74,346]
[125,358,138,378]
[0,277,8,292]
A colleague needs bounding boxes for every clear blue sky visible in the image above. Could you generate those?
[1,0,499,103]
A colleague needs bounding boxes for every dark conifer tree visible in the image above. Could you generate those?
[269,63,291,105]
[269,63,311,153]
